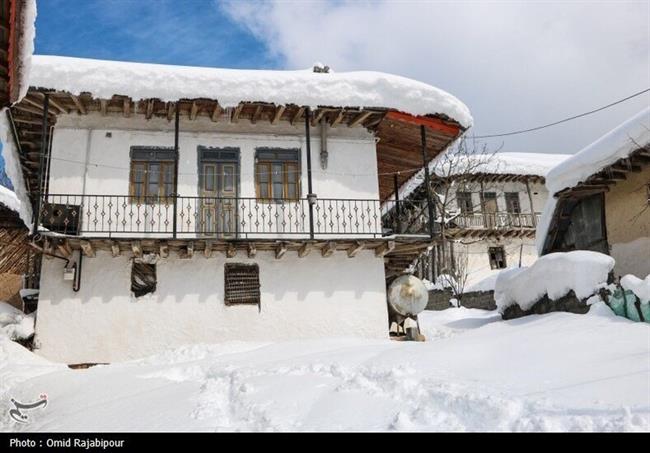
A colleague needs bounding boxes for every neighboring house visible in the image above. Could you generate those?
[6,55,471,363]
[538,108,650,279]
[390,152,569,292]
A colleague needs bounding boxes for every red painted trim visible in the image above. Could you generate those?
[385,110,461,136]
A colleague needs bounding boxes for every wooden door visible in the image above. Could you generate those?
[483,192,497,229]
[200,162,238,237]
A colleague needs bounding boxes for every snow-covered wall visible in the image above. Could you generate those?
[462,239,539,291]
[35,250,389,363]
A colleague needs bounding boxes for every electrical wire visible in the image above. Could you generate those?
[471,88,650,139]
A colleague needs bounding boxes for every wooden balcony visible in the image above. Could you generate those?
[447,211,541,238]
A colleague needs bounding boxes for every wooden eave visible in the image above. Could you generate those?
[554,147,650,200]
[10,87,465,204]
[0,0,25,107]
[434,172,546,185]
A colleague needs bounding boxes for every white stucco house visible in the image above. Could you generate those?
[3,55,472,363]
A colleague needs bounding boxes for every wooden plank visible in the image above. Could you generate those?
[348,111,372,128]
[251,105,263,124]
[330,109,345,127]
[204,241,213,258]
[346,241,364,258]
[275,242,287,259]
[271,105,285,125]
[131,240,142,258]
[231,103,244,123]
[247,242,257,258]
[69,94,88,114]
[211,103,222,122]
[57,240,72,259]
[291,106,305,126]
[80,240,95,257]
[298,242,312,258]
[190,101,199,120]
[111,241,121,257]
[374,240,395,257]
[321,241,336,257]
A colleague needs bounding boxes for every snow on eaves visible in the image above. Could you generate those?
[545,107,650,195]
[535,107,650,254]
[28,55,473,128]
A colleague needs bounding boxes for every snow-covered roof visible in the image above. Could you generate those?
[435,152,571,178]
[28,55,473,128]
[0,185,20,214]
[546,107,650,195]
[15,0,37,102]
[535,107,650,254]
[0,110,32,228]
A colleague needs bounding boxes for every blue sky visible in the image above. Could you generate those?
[34,0,278,68]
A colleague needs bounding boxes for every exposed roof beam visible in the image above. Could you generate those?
[231,103,244,123]
[145,99,154,120]
[291,106,305,126]
[167,102,175,122]
[123,98,131,118]
[271,105,285,125]
[189,101,199,121]
[100,99,108,116]
[330,109,345,127]
[69,94,87,115]
[211,103,222,122]
[251,105,263,124]
[348,110,373,128]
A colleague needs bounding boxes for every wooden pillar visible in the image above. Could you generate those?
[525,179,537,227]
[33,93,50,235]
[420,125,435,238]
[393,173,401,234]
[305,108,315,239]
[172,102,180,238]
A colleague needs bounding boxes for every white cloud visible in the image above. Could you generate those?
[221,0,650,154]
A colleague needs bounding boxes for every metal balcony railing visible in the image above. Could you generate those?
[38,194,422,239]
[452,212,540,230]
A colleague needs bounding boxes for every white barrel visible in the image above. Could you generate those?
[388,275,429,317]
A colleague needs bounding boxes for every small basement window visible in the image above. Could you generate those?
[224,263,261,306]
[488,246,507,270]
[131,262,156,297]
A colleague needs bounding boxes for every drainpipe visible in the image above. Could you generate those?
[305,108,315,239]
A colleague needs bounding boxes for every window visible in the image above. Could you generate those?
[131,262,156,297]
[488,246,507,270]
[456,191,474,214]
[224,263,261,306]
[129,148,176,202]
[255,149,300,200]
[505,192,521,214]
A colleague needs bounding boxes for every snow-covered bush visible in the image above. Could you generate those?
[0,301,35,341]
[494,251,615,314]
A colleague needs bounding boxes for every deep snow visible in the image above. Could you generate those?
[1,306,648,432]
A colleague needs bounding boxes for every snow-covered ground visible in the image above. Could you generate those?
[1,305,648,432]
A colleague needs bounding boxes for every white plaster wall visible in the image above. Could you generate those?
[35,250,389,363]
[610,238,650,279]
[460,238,539,289]
[46,114,380,239]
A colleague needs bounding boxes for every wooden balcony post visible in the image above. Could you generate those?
[33,93,50,235]
[525,179,537,227]
[393,173,401,234]
[420,125,435,238]
[172,101,180,238]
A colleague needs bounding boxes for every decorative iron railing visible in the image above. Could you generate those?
[38,194,423,239]
[452,212,541,230]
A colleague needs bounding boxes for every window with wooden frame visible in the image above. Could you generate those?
[131,262,156,297]
[224,263,261,306]
[129,148,177,203]
[505,192,521,214]
[456,191,474,214]
[255,148,300,201]
[488,246,507,270]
